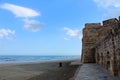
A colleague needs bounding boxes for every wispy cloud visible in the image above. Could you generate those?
[93,0,120,8]
[0,3,40,18]
[0,29,15,40]
[64,37,70,41]
[0,3,43,32]
[64,27,82,40]
[64,27,81,37]
[104,9,120,19]
[93,0,120,19]
[23,19,43,32]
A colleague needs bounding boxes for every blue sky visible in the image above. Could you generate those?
[0,0,120,55]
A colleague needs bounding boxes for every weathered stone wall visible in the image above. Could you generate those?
[81,23,101,63]
[81,17,120,77]
[114,25,120,76]
[95,18,120,76]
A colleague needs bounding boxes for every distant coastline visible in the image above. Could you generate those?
[0,55,80,64]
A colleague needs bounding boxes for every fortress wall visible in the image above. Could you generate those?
[81,23,101,63]
[95,30,115,75]
[81,19,117,63]
[95,19,120,76]
[81,17,120,76]
[112,24,120,76]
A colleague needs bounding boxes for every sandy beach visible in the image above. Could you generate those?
[0,60,79,80]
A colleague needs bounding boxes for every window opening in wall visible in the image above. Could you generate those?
[107,51,109,55]
[107,61,110,70]
[101,53,103,65]
[107,51,110,59]
[97,53,100,63]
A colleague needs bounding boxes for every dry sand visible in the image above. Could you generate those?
[0,60,79,80]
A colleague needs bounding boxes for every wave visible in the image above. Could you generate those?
[0,55,80,64]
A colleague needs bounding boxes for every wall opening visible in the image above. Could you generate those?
[96,53,100,64]
[101,53,103,66]
[114,49,120,76]
[107,61,110,70]
[106,51,110,70]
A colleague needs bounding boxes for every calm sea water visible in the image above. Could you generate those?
[0,55,80,64]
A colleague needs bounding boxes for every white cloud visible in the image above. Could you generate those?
[64,27,82,40]
[0,29,15,39]
[23,19,43,32]
[64,37,70,40]
[0,3,43,32]
[64,27,80,37]
[93,0,120,8]
[0,3,40,18]
[93,0,120,19]
[104,9,120,19]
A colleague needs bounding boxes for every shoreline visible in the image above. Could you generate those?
[0,58,80,66]
[0,59,80,80]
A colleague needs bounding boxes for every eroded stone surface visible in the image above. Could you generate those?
[81,17,120,77]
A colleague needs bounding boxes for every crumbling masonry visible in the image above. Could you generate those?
[81,17,120,77]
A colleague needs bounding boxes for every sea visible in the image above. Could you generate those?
[0,55,80,64]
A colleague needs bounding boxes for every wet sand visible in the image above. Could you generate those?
[0,60,79,80]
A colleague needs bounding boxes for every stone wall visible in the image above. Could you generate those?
[81,17,120,76]
[81,23,101,63]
